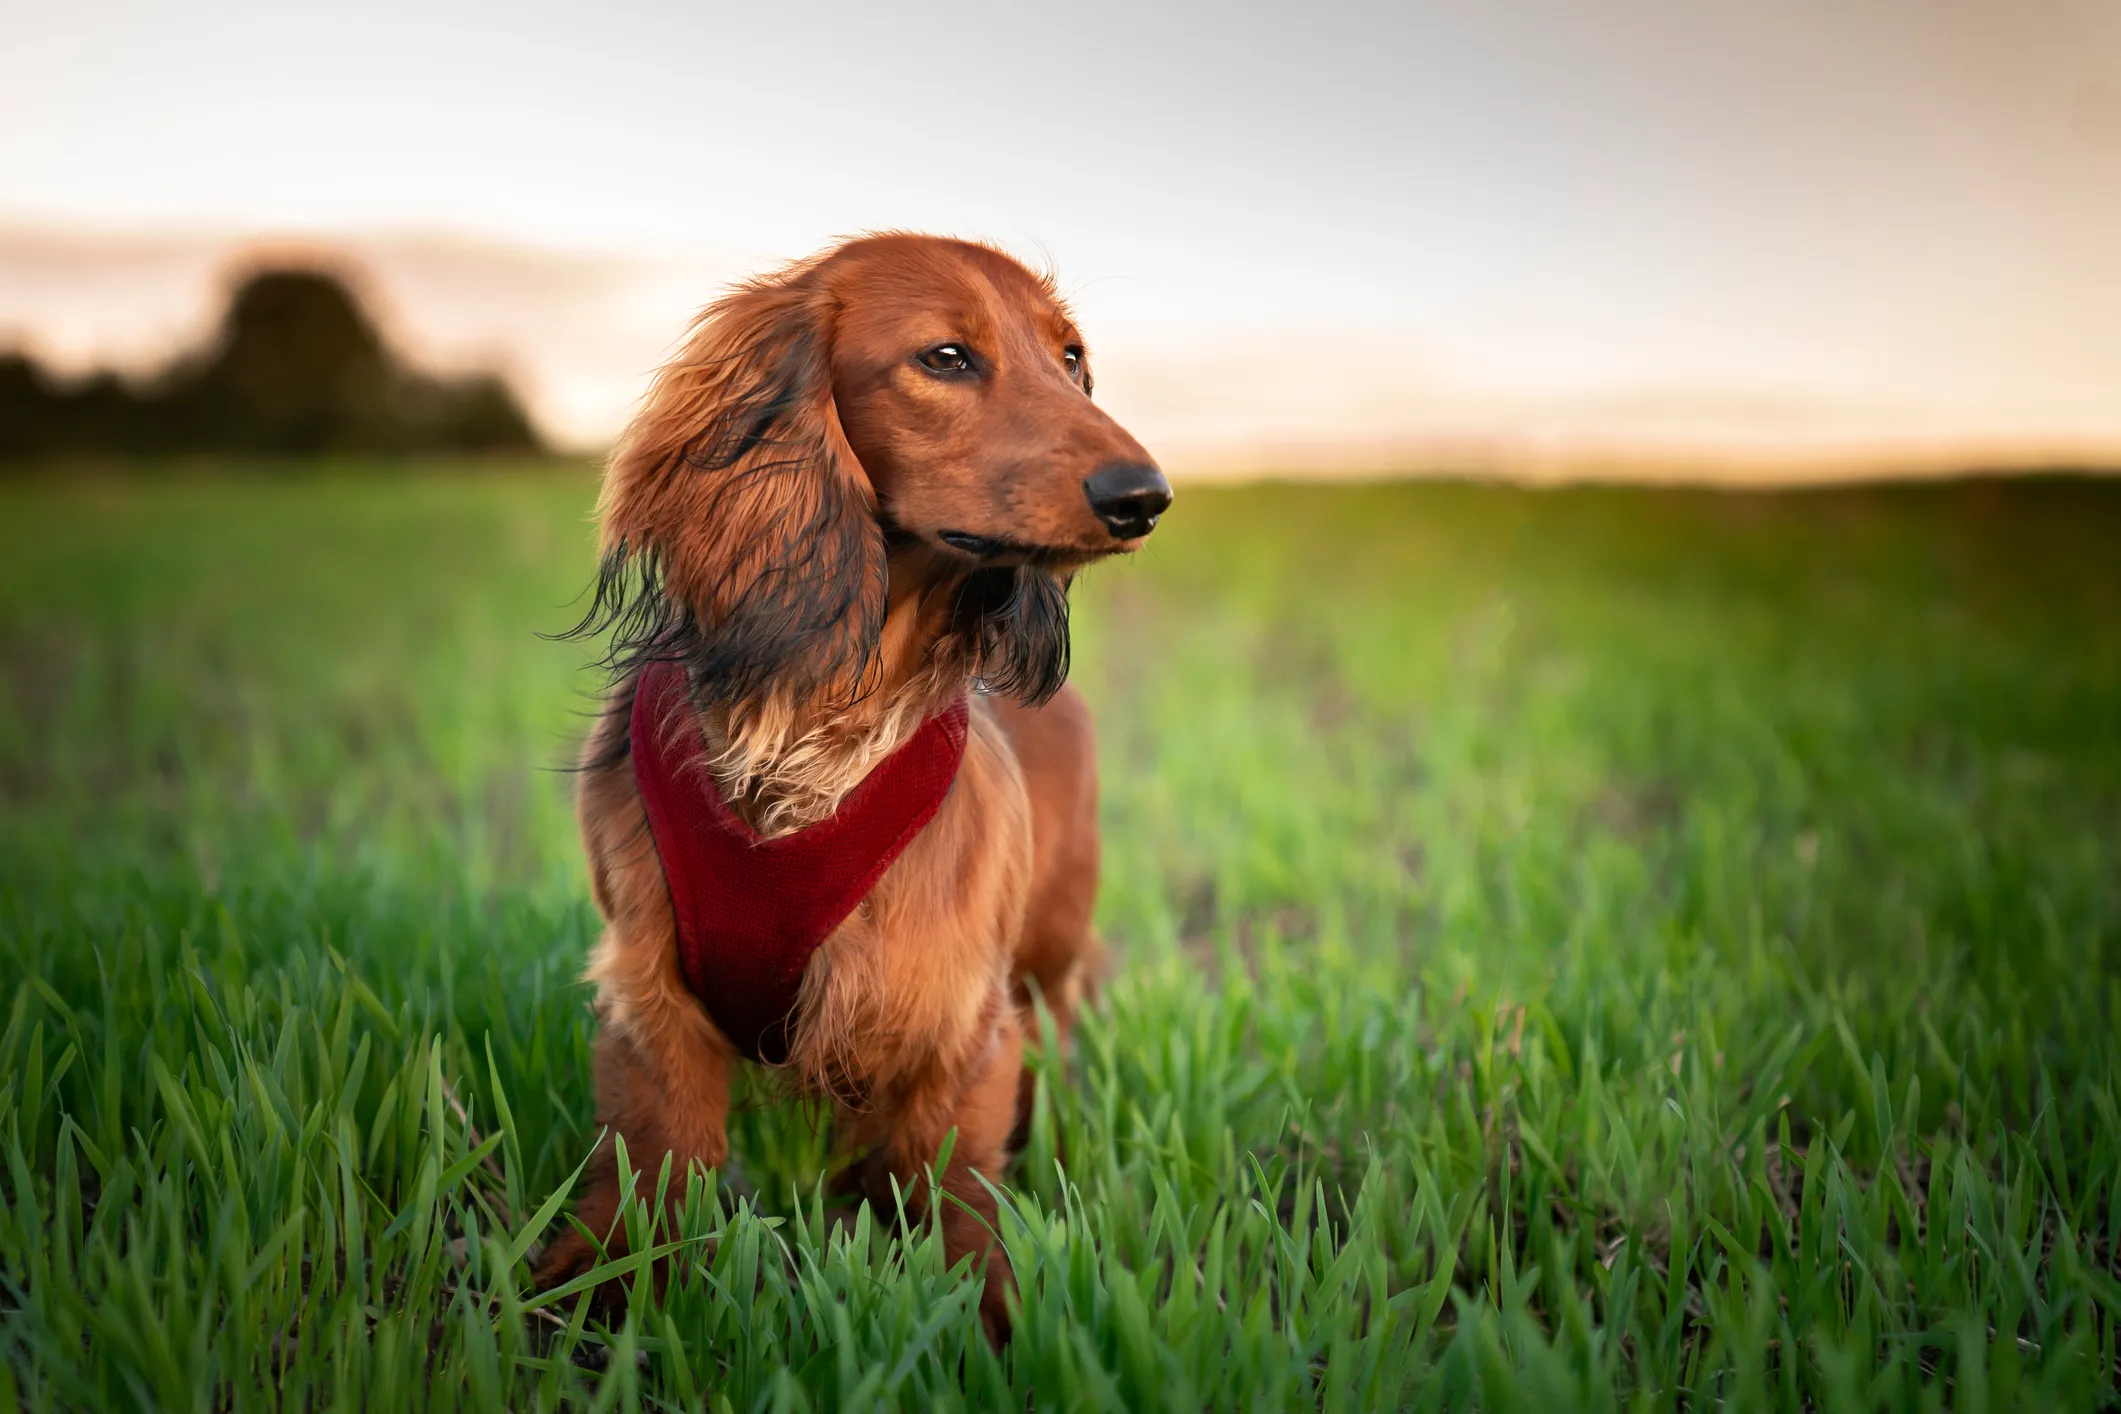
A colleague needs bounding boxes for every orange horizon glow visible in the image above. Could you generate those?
[7,219,2121,483]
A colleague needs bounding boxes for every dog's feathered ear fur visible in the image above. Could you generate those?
[574,268,887,710]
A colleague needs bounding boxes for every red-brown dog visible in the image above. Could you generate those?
[538,234,1169,1339]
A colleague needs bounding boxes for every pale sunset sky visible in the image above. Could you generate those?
[4,0,2120,477]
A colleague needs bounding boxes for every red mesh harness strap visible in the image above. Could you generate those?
[628,661,971,1064]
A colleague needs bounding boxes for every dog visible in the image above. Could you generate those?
[536,233,1170,1341]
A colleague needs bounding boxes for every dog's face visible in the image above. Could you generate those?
[819,238,1168,568]
[585,233,1168,709]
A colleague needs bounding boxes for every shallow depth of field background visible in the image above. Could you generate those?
[2,466,2118,1410]
[9,1,2121,1408]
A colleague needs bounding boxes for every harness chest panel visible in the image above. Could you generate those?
[628,661,971,1064]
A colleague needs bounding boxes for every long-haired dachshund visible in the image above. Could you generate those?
[537,234,1170,1340]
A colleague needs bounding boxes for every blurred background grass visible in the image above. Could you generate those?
[3,465,2118,1408]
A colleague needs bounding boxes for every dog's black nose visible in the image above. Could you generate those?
[1082,462,1173,539]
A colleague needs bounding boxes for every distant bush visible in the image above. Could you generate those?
[0,267,544,458]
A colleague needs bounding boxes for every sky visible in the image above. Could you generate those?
[4,0,2121,475]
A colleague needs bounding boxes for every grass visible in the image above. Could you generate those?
[2,464,2119,1411]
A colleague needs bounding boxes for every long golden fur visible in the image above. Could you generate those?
[537,233,1170,1341]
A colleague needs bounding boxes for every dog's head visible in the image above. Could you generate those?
[583,233,1167,709]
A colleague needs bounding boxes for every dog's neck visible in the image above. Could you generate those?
[691,555,972,839]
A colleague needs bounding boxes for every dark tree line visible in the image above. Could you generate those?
[1,268,543,458]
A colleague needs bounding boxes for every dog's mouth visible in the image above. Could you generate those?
[936,529,1091,567]
[939,530,1034,558]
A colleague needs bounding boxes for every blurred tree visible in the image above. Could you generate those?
[0,266,544,459]
[0,354,58,458]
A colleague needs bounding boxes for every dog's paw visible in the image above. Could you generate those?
[531,1232,636,1330]
[531,1229,602,1292]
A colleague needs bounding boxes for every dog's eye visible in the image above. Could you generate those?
[1062,347,1083,379]
[918,344,972,374]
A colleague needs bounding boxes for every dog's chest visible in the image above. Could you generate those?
[629,661,971,1064]
[791,885,1014,1084]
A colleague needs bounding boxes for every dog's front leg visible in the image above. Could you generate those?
[535,930,735,1293]
[868,1005,1025,1345]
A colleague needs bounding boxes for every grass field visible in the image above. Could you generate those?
[3,466,2119,1411]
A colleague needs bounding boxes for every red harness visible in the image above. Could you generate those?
[628,661,971,1064]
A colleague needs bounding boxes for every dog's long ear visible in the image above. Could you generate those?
[577,269,886,709]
